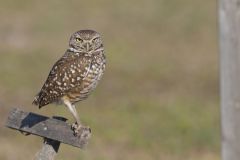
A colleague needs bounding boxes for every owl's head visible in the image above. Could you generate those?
[69,30,103,53]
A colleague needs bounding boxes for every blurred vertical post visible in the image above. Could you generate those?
[219,0,240,160]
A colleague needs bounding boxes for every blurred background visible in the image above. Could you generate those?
[0,0,218,160]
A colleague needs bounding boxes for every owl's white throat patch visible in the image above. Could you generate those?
[69,47,80,53]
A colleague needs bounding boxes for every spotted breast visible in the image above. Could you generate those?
[33,49,106,108]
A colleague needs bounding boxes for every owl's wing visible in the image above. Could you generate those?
[33,51,92,108]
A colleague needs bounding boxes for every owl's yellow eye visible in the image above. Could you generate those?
[75,38,82,42]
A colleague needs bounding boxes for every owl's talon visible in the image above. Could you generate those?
[71,123,91,139]
[71,122,79,130]
[75,126,91,139]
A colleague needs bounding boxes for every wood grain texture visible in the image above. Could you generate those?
[5,108,91,149]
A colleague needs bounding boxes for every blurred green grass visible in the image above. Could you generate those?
[0,0,219,160]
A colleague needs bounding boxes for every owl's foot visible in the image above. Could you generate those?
[71,122,91,139]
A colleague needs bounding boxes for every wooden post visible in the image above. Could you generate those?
[5,108,91,159]
[34,138,61,160]
[219,0,240,160]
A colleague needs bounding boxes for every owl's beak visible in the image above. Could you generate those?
[86,42,90,52]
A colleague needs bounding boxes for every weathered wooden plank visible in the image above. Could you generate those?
[5,108,91,149]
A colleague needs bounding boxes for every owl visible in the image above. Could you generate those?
[33,30,106,137]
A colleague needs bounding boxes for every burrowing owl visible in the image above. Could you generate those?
[33,30,106,136]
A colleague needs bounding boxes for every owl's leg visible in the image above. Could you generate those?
[62,98,91,137]
[68,104,81,126]
[63,99,81,125]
